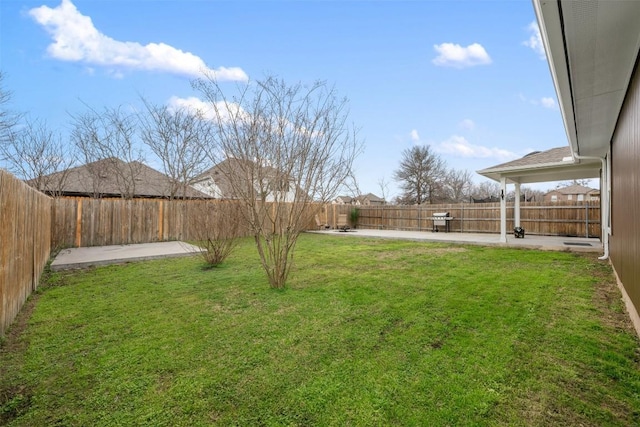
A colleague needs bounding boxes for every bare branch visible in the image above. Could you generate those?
[0,117,76,196]
[70,104,145,198]
[393,145,447,204]
[193,74,363,288]
[139,98,213,199]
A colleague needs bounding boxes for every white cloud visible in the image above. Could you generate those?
[458,119,475,130]
[168,96,245,123]
[540,97,556,109]
[432,43,492,68]
[436,135,518,161]
[29,0,248,81]
[519,93,558,109]
[523,21,546,59]
[410,129,420,142]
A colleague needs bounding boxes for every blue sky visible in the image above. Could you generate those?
[0,0,570,198]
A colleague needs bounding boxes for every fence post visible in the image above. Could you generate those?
[75,198,83,248]
[585,203,589,238]
[158,200,164,242]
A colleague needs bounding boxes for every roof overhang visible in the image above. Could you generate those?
[533,0,640,158]
[477,146,601,184]
[478,158,600,185]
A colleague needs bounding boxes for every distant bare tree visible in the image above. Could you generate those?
[193,74,362,288]
[393,145,447,204]
[139,99,213,199]
[444,168,474,203]
[0,118,76,196]
[471,181,501,202]
[555,179,594,189]
[520,186,545,202]
[70,105,145,198]
[377,176,391,204]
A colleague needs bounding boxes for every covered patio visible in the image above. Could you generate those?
[477,146,603,249]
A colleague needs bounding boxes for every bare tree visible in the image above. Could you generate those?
[555,178,594,189]
[0,72,21,146]
[0,117,76,195]
[187,201,243,267]
[377,176,391,204]
[70,105,145,198]
[470,181,501,202]
[139,99,213,199]
[444,168,474,203]
[393,145,447,204]
[519,186,545,202]
[193,75,362,288]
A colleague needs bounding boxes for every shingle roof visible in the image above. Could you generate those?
[547,184,598,195]
[30,158,210,199]
[478,146,572,173]
[476,146,601,184]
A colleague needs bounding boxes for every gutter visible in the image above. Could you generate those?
[572,153,609,260]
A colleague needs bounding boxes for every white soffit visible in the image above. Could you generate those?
[534,0,640,158]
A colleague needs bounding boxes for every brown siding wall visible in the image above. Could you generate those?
[610,60,640,323]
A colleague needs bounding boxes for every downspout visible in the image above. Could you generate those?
[572,153,609,260]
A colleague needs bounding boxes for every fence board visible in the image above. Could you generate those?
[331,201,600,238]
[50,198,601,250]
[1,170,51,337]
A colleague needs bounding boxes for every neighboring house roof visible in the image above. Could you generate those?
[335,194,384,205]
[193,158,302,200]
[193,159,238,199]
[335,195,355,204]
[30,157,210,199]
[545,184,598,196]
[477,146,601,184]
[358,193,384,204]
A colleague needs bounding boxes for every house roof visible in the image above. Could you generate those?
[533,0,640,158]
[336,195,354,203]
[477,146,601,184]
[358,193,384,202]
[194,158,301,200]
[193,159,238,198]
[32,158,210,199]
[545,184,598,196]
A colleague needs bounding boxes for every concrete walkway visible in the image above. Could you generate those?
[51,241,204,271]
[310,228,603,254]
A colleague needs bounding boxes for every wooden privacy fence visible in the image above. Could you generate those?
[52,198,258,249]
[1,170,52,337]
[317,202,601,238]
[51,198,322,248]
[53,199,602,250]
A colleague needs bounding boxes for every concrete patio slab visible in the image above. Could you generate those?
[309,229,603,254]
[51,241,204,271]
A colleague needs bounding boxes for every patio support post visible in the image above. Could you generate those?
[500,177,507,243]
[514,182,521,228]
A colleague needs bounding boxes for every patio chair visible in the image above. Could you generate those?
[337,213,350,231]
[315,214,330,230]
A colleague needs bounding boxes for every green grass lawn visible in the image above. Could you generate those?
[1,234,639,426]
